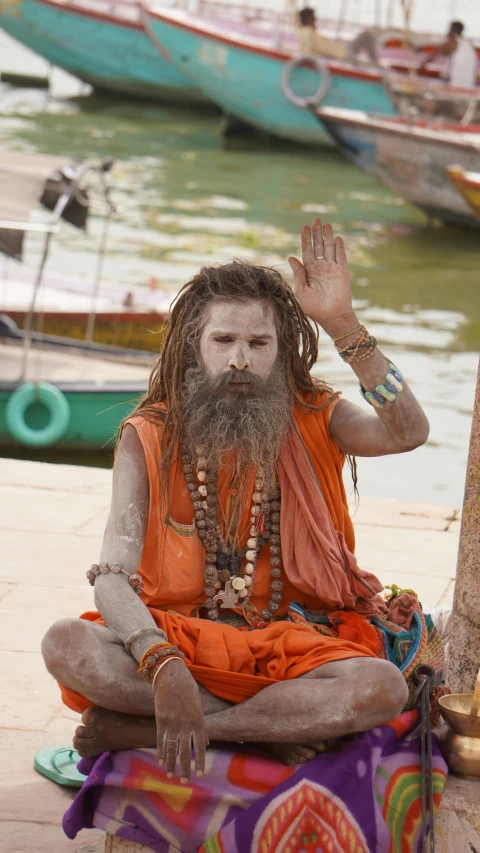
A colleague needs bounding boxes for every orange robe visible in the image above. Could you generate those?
[60,393,380,713]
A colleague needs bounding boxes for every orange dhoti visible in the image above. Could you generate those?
[59,607,380,714]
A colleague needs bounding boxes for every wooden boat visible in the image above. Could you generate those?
[0,0,204,104]
[142,6,398,147]
[0,336,148,451]
[315,107,480,228]
[141,5,480,147]
[447,166,480,220]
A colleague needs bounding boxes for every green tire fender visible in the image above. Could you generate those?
[5,381,70,448]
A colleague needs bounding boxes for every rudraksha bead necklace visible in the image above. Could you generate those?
[181,449,284,623]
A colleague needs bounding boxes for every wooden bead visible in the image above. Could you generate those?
[187,482,197,491]
[271,501,281,512]
[268,602,280,613]
[271,512,280,523]
[205,586,216,597]
[195,510,206,520]
[205,597,215,608]
[261,609,272,621]
[220,568,231,583]
[271,524,280,533]
[182,462,193,473]
[206,495,217,506]
[252,492,263,503]
[205,565,218,579]
[206,519,217,529]
[206,507,217,518]
[270,534,281,545]
[271,567,282,578]
[206,552,217,563]
[271,580,283,591]
[196,519,207,529]
[214,580,222,589]
[199,485,208,496]
[238,589,249,599]
[271,592,282,603]
[193,500,204,510]
[270,556,282,567]
[207,607,218,620]
[191,491,201,502]
[270,545,281,555]
[198,530,207,540]
[184,472,195,483]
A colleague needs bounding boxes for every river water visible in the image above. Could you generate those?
[0,28,478,506]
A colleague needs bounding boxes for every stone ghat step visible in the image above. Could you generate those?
[104,775,480,853]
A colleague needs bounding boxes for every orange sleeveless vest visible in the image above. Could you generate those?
[127,392,354,615]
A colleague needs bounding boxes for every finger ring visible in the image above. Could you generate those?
[166,738,178,743]
[315,255,324,260]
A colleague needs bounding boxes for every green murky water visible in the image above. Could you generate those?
[0,34,478,505]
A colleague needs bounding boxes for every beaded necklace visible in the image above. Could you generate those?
[181,449,284,625]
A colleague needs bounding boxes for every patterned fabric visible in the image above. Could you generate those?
[63,710,447,853]
[287,592,447,711]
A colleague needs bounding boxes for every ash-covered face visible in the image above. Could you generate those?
[182,298,290,487]
[199,299,279,386]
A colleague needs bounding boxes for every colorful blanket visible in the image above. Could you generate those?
[63,710,447,853]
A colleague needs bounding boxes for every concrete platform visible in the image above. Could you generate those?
[0,457,463,852]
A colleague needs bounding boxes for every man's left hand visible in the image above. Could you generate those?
[288,219,354,334]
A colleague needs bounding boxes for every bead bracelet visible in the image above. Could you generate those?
[87,562,144,595]
[124,626,168,656]
[138,642,185,681]
[360,363,404,409]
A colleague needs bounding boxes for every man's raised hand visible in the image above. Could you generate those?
[288,219,355,333]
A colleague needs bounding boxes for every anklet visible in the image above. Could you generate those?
[360,363,404,408]
[87,563,144,595]
[125,627,168,656]
[151,656,185,691]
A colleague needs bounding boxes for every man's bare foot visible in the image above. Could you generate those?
[264,740,336,766]
[74,707,157,756]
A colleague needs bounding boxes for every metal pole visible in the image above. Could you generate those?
[20,161,91,382]
[84,207,113,344]
[446,357,480,694]
[335,0,349,38]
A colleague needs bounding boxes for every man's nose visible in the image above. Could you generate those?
[228,344,250,371]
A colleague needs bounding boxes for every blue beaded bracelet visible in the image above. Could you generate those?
[360,363,404,409]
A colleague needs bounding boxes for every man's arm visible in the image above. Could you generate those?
[92,424,162,663]
[288,220,430,458]
[328,347,429,457]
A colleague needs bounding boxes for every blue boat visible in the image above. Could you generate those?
[0,0,204,104]
[144,7,398,146]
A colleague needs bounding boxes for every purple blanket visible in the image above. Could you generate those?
[64,709,446,853]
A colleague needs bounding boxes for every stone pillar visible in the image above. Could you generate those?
[446,356,480,694]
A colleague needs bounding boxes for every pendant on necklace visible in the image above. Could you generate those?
[214,579,239,609]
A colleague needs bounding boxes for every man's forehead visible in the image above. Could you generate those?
[203,298,276,331]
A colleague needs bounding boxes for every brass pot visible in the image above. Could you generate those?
[439,682,480,779]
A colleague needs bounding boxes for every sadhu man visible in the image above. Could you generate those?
[42,221,429,783]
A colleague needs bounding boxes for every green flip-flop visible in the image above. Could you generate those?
[33,744,87,787]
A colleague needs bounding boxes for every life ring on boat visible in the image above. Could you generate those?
[282,55,331,108]
[5,381,70,448]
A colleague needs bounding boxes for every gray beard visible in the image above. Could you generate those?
[181,364,292,490]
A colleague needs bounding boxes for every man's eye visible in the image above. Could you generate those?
[214,337,233,343]
[251,340,267,348]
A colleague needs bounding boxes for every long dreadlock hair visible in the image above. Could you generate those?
[120,260,358,505]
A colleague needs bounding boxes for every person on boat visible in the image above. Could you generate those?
[418,21,478,88]
[42,221,432,782]
[298,6,379,65]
